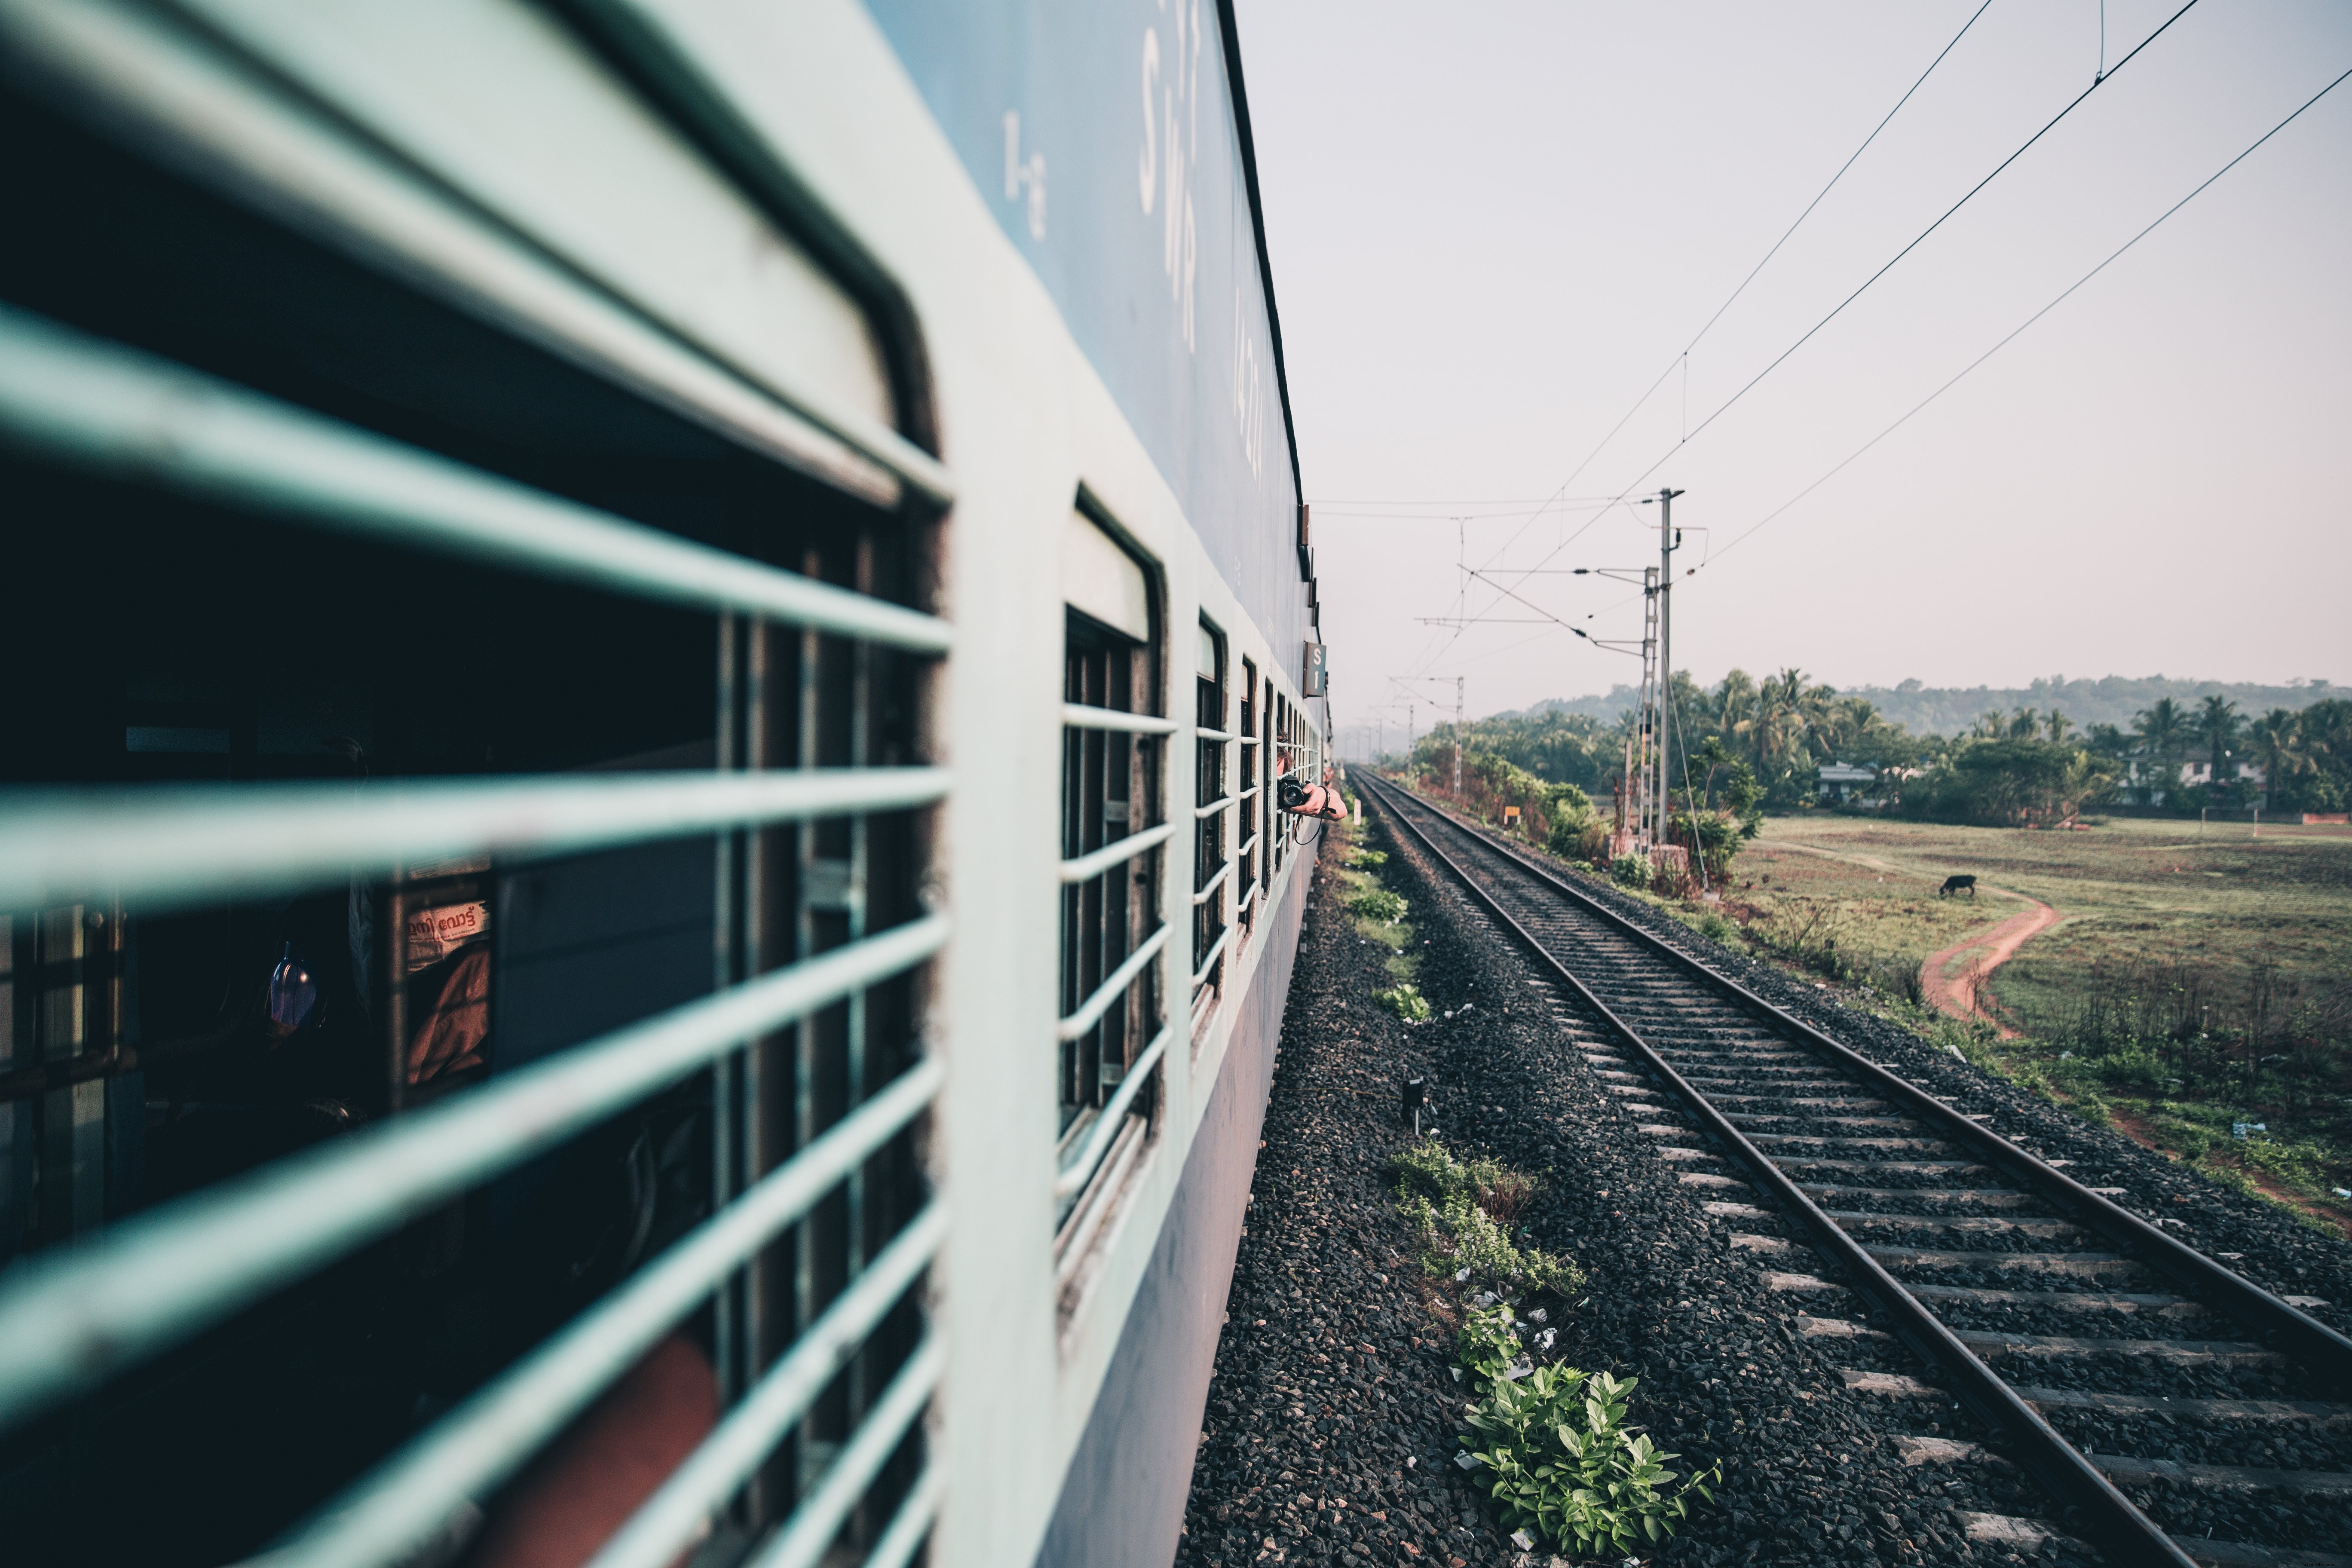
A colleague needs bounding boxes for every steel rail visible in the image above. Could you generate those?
[1360,775,2196,1568]
[1385,780,2352,1386]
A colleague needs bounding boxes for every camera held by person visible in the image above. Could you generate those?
[1277,770,1349,821]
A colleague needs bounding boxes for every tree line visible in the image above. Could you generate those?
[1393,670,2352,827]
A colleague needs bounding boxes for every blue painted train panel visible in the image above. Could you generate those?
[863,0,1306,655]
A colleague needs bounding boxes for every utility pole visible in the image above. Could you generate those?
[1655,488,1684,862]
[1439,677,1458,799]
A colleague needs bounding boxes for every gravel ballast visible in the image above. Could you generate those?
[1175,808,2119,1567]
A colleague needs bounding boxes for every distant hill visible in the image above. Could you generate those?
[1503,675,2341,738]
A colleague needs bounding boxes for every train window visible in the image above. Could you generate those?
[1054,511,1168,1301]
[1262,678,1277,893]
[1236,659,1260,940]
[1190,620,1230,1025]
[0,46,944,1568]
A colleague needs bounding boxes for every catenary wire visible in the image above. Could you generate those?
[1696,61,2352,572]
[1627,0,2201,482]
[1540,0,1999,512]
[1456,0,2202,633]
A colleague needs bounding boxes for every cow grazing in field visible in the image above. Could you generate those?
[1939,874,1977,897]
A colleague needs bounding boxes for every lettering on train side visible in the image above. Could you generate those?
[1140,0,1199,349]
[1002,108,1047,240]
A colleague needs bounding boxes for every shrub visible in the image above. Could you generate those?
[1349,888,1409,925]
[1461,1366,1718,1557]
[1374,983,1433,1022]
[1346,848,1390,870]
[1456,1303,1524,1384]
[1387,1138,1586,1296]
[1610,853,1652,890]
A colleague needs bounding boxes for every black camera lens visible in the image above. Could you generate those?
[1277,778,1308,811]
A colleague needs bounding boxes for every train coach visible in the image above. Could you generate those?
[0,3,1329,1566]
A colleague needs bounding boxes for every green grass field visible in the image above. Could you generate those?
[1727,813,2352,1232]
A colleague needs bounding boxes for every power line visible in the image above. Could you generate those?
[1699,61,2352,571]
[1641,0,2200,476]
[1543,0,1998,507]
[1397,0,2202,697]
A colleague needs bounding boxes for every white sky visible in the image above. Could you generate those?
[1238,1,2352,741]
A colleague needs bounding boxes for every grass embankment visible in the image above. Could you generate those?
[1721,815,2352,1235]
[1421,775,2352,1237]
[1329,806,1434,1021]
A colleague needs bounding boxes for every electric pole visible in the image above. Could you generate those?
[1656,488,1684,862]
[1454,677,1465,798]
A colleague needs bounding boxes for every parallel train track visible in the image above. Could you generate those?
[1360,774,2352,1568]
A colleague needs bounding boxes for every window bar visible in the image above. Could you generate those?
[0,913,949,1429]
[578,1206,946,1568]
[1190,926,1231,993]
[861,1462,945,1568]
[743,1337,946,1568]
[0,769,950,915]
[1053,1115,1147,1282]
[1188,861,1231,907]
[1052,1024,1171,1203]
[0,12,946,508]
[1061,702,1179,735]
[1055,925,1170,1044]
[1057,821,1175,885]
[0,307,953,651]
[251,1062,943,1568]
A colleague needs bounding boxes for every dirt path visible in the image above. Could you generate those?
[1918,893,2060,1038]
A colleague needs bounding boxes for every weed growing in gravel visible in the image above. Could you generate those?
[1455,1302,1525,1384]
[1461,1366,1719,1559]
[1335,831,1419,981]
[1373,982,1433,1022]
[1609,853,1652,890]
[1387,1139,1586,1297]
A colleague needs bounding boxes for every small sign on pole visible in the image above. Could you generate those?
[1302,641,1326,696]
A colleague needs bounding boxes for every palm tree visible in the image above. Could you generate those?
[2135,698,2185,760]
[2045,710,2074,745]
[2196,695,2241,791]
[1972,710,2004,740]
[2007,707,2040,741]
[2245,708,2302,810]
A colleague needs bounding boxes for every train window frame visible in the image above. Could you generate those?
[1052,503,1170,1311]
[1235,657,1259,943]
[1188,618,1230,1031]
[0,34,950,1568]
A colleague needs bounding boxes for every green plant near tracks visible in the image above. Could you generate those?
[1387,1139,1585,1296]
[1455,1302,1524,1384]
[1345,848,1389,870]
[1609,853,1652,890]
[1461,1366,1719,1560]
[1373,982,1433,1022]
[1349,887,1409,925]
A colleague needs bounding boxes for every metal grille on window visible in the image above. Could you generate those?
[0,25,951,1568]
[1190,622,1230,1023]
[1054,512,1170,1289]
[1235,660,1259,940]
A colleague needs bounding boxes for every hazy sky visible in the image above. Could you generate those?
[1237,1,2351,742]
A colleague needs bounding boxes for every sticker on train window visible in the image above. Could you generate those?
[407,900,491,971]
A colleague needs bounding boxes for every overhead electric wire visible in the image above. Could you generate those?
[1543,0,1999,511]
[1699,61,2352,571]
[1460,0,2202,634]
[1614,0,2200,495]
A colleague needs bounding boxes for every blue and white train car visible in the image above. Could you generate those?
[0,3,1323,1567]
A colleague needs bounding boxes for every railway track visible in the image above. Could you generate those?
[1359,774,2352,1568]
